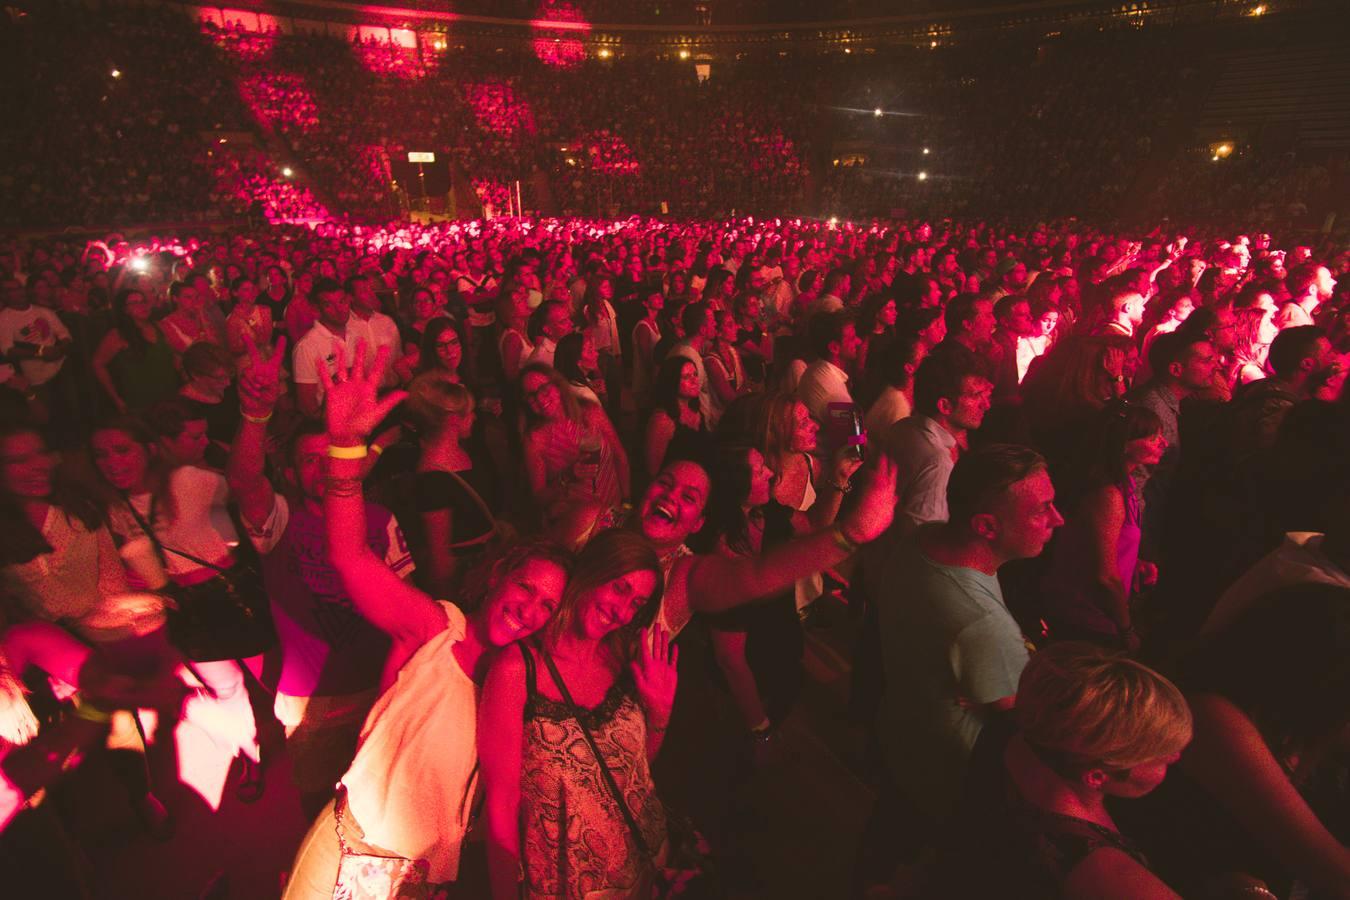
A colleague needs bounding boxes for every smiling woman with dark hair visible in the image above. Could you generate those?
[481,528,673,899]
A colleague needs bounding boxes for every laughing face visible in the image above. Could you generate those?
[575,569,661,640]
[638,460,710,547]
[482,557,569,647]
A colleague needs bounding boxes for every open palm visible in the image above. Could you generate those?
[318,340,406,444]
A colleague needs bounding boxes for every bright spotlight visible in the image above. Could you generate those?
[678,49,690,60]
[130,256,149,272]
[828,216,839,226]
[918,171,929,181]
[922,147,931,155]
[111,68,122,78]
[597,47,612,59]
[930,40,938,48]
[282,167,294,178]
[873,107,883,117]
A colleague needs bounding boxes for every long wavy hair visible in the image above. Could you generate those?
[518,363,585,430]
[696,444,760,557]
[86,414,179,525]
[544,528,664,670]
[111,288,153,354]
[0,423,105,566]
[648,355,701,424]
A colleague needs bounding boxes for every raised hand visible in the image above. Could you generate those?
[840,453,899,544]
[317,340,406,445]
[238,335,286,418]
[831,446,864,488]
[631,624,678,722]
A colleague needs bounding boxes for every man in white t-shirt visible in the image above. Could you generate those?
[798,310,862,456]
[294,278,359,418]
[526,300,573,368]
[668,301,719,426]
[0,278,71,387]
[346,275,401,388]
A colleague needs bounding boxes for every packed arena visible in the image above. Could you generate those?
[1,0,1349,898]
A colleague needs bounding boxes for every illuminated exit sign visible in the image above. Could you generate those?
[407,152,436,163]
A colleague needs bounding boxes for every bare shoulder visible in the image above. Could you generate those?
[1064,848,1179,900]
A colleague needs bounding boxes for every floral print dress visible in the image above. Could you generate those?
[518,643,667,899]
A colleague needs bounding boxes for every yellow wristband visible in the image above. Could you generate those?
[830,524,859,554]
[72,702,113,725]
[370,443,384,455]
[327,444,369,460]
[241,410,273,425]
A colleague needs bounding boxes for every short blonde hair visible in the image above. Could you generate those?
[406,371,474,435]
[1016,642,1192,773]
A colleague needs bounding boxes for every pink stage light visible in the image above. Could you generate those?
[207,146,330,223]
[584,130,640,175]
[531,0,589,69]
[473,179,511,216]
[357,145,394,189]
[238,73,320,134]
[354,35,425,79]
[203,22,276,61]
[464,81,537,137]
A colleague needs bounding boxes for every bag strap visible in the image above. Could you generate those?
[121,499,232,575]
[442,469,500,550]
[535,644,655,861]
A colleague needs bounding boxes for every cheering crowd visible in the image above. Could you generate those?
[2,213,1349,898]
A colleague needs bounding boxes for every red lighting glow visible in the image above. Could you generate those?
[464,80,537,137]
[531,1,589,69]
[583,130,640,175]
[354,38,424,79]
[203,22,277,61]
[208,145,330,223]
[473,179,511,216]
[238,73,320,133]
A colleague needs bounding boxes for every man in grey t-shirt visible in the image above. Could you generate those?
[865,444,1063,828]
